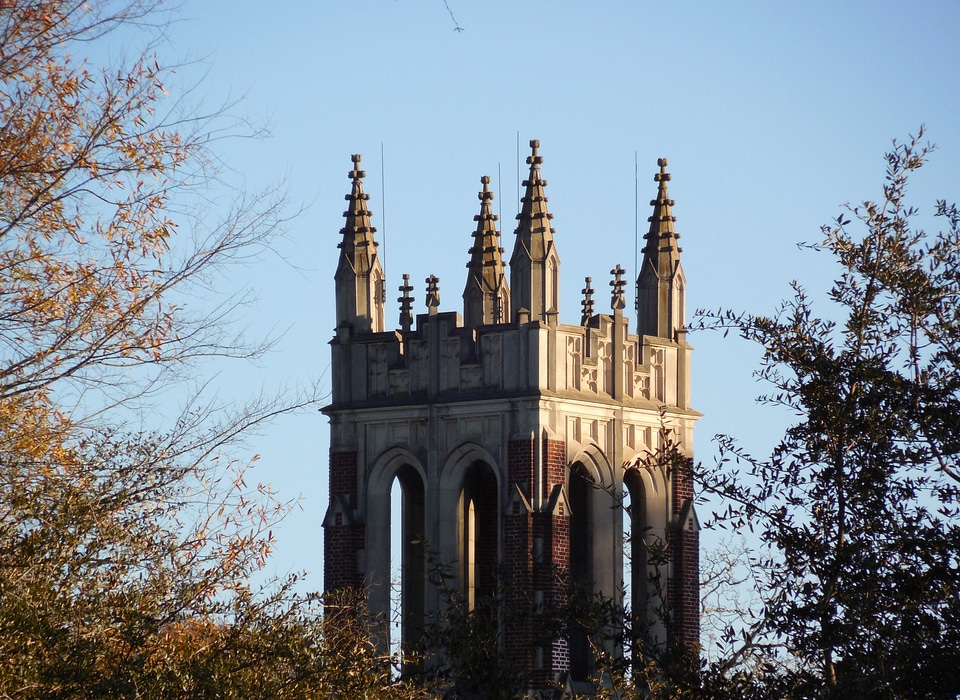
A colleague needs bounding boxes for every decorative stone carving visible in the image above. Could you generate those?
[368,343,388,397]
[388,368,410,397]
[481,334,503,388]
[460,364,483,390]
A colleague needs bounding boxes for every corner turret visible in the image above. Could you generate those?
[510,140,560,324]
[335,154,385,335]
[463,176,510,326]
[636,158,685,340]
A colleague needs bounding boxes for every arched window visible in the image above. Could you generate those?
[622,469,647,630]
[390,464,425,674]
[568,462,596,680]
[459,462,498,611]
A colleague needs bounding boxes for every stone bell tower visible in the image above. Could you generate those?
[323,142,700,689]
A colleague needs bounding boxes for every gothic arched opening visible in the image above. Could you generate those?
[568,462,596,680]
[459,461,499,611]
[390,464,425,674]
[623,468,647,641]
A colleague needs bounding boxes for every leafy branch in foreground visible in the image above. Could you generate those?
[694,129,960,699]
[0,2,335,696]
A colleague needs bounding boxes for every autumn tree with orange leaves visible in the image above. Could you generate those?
[0,2,428,697]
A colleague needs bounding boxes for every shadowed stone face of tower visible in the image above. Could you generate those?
[335,154,385,334]
[463,175,510,326]
[510,140,560,323]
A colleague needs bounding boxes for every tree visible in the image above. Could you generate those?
[0,0,283,411]
[695,130,960,699]
[0,2,423,697]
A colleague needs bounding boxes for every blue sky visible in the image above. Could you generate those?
[160,1,960,587]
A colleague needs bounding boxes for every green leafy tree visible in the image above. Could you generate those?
[0,2,430,697]
[695,130,960,699]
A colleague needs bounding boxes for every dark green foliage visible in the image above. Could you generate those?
[696,130,960,700]
[418,556,526,699]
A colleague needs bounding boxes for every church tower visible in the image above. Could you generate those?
[323,143,700,691]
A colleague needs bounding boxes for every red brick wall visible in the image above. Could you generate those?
[668,454,699,645]
[329,449,358,509]
[324,450,365,591]
[680,527,700,644]
[671,452,694,512]
[535,507,570,684]
[324,519,365,591]
[544,436,566,496]
[668,521,700,646]
[505,437,572,687]
[542,437,570,680]
[508,437,534,498]
[504,439,533,670]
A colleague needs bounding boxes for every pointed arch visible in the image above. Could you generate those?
[365,447,426,670]
[568,442,613,487]
[440,442,501,607]
[622,452,670,647]
[620,452,669,536]
[565,443,614,681]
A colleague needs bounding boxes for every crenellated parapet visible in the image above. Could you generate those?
[331,307,691,411]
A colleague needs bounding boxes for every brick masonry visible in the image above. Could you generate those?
[669,454,699,645]
[503,437,574,685]
[504,438,534,670]
[324,450,365,591]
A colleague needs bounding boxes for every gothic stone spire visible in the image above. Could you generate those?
[335,154,385,334]
[636,157,686,340]
[463,175,510,326]
[510,139,560,324]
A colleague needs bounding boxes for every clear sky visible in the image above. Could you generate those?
[157,1,960,588]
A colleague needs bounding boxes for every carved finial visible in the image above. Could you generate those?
[479,174,494,203]
[610,265,626,311]
[426,274,441,315]
[654,157,671,183]
[398,273,414,331]
[647,157,678,235]
[349,154,365,181]
[581,276,595,325]
[527,139,543,165]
